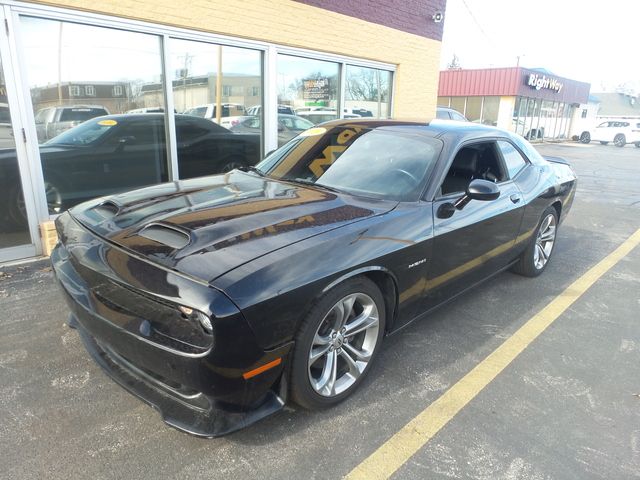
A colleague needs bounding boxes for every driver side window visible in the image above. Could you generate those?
[440,142,507,196]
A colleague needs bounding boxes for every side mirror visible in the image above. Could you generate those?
[454,179,500,210]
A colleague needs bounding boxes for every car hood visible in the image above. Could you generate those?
[70,170,396,283]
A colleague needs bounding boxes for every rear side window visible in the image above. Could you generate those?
[436,109,450,120]
[450,111,467,122]
[498,141,528,178]
[59,108,107,122]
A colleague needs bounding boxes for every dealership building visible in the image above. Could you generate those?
[0,0,446,262]
[438,67,591,141]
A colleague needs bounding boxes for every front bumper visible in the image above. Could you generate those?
[51,213,291,437]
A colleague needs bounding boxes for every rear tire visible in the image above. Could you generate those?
[512,207,558,277]
[290,276,385,410]
[614,134,626,147]
[579,132,590,143]
[635,142,640,148]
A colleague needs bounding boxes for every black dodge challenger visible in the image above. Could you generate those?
[52,119,577,436]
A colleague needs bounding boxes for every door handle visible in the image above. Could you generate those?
[510,194,521,204]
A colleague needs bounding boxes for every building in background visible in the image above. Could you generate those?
[0,0,446,263]
[591,91,640,121]
[438,67,590,141]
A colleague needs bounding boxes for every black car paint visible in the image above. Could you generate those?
[51,119,577,436]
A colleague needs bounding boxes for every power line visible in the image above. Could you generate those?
[460,0,495,47]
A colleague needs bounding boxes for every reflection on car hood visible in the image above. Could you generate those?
[71,170,396,283]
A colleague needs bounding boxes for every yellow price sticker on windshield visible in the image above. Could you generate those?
[97,119,118,126]
[300,127,326,137]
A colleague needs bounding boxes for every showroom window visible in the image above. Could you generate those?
[480,96,499,126]
[277,54,340,126]
[168,39,263,178]
[344,65,392,118]
[21,16,168,213]
[11,8,393,223]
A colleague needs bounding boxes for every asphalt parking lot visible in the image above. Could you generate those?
[1,142,639,480]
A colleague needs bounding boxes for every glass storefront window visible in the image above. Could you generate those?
[481,96,499,126]
[465,97,482,123]
[437,97,450,107]
[277,55,339,126]
[344,65,391,118]
[450,97,465,115]
[21,17,168,213]
[168,40,263,177]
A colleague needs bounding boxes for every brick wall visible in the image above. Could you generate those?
[27,0,442,119]
[295,0,446,40]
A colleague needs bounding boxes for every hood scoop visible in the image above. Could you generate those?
[138,223,191,249]
[92,200,121,218]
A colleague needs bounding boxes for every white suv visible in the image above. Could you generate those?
[580,120,640,147]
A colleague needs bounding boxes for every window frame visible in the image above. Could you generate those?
[496,139,531,180]
[432,139,513,201]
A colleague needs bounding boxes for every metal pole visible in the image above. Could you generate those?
[216,45,222,123]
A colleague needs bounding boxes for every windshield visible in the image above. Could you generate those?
[257,125,442,201]
[46,117,117,145]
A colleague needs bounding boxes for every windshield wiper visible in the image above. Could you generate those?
[288,178,344,194]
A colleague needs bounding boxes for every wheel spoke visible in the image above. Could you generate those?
[336,295,356,330]
[540,226,556,242]
[537,243,548,261]
[343,342,371,362]
[313,332,330,346]
[344,311,378,338]
[340,348,362,379]
[309,344,331,365]
[314,350,338,395]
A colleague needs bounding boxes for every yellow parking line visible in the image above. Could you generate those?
[345,227,640,480]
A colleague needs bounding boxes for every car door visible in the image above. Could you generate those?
[103,118,168,188]
[592,121,612,142]
[420,140,525,310]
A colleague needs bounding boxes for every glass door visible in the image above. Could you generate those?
[0,8,36,262]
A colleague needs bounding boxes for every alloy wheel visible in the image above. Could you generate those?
[534,213,556,270]
[614,134,625,147]
[308,293,380,397]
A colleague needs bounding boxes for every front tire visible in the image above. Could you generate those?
[512,207,558,277]
[579,131,590,143]
[290,276,385,410]
[614,134,626,147]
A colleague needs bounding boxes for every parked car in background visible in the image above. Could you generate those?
[579,120,640,147]
[51,119,576,437]
[344,107,373,117]
[436,106,468,122]
[126,107,170,113]
[246,105,296,116]
[225,113,314,146]
[297,110,360,125]
[183,103,245,122]
[34,105,110,142]
[0,114,260,223]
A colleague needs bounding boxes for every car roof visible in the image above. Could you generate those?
[317,118,514,140]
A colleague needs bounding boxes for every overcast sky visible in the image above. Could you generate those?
[440,0,640,93]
